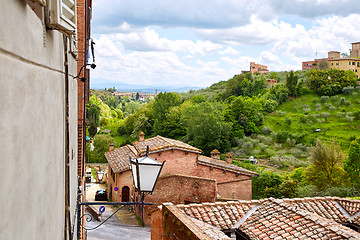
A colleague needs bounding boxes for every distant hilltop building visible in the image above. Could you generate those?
[266,78,277,87]
[113,89,158,101]
[250,62,269,74]
[302,42,360,78]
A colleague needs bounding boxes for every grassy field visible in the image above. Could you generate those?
[264,90,360,152]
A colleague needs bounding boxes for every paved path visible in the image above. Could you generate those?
[86,208,151,240]
[85,183,151,240]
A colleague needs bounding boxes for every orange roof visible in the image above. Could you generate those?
[171,197,360,239]
[197,156,258,177]
[133,135,203,155]
[104,144,137,173]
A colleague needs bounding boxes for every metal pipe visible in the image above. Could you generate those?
[63,35,72,240]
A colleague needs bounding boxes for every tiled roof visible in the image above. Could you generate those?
[189,216,231,240]
[133,135,203,155]
[177,200,256,229]
[197,156,259,177]
[175,197,360,239]
[282,197,347,223]
[239,198,360,240]
[337,198,360,216]
[104,145,137,173]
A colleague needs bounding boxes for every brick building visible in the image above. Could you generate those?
[302,42,360,72]
[152,197,360,239]
[266,79,277,87]
[250,62,269,74]
[105,133,258,224]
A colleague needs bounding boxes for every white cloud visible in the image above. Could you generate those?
[219,47,241,55]
[92,0,259,32]
[99,25,222,55]
[92,34,229,88]
[91,0,360,89]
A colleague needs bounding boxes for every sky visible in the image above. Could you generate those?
[90,0,360,90]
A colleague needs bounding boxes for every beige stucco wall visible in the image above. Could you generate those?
[0,1,78,240]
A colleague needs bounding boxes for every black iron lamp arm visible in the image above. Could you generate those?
[73,63,96,82]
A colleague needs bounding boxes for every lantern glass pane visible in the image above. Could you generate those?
[138,164,162,192]
[131,161,138,189]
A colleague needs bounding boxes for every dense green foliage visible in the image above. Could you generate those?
[87,69,360,199]
[344,137,360,188]
[308,69,357,96]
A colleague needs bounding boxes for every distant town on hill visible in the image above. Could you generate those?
[90,82,202,93]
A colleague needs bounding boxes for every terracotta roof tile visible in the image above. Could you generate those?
[177,200,255,229]
[337,199,360,216]
[197,156,258,177]
[188,216,231,240]
[104,145,137,173]
[175,197,360,239]
[133,135,202,155]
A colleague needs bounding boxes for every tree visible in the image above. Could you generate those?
[286,71,298,97]
[321,112,330,122]
[86,102,100,126]
[181,102,232,154]
[93,134,116,162]
[317,60,329,70]
[136,92,140,100]
[344,137,360,188]
[88,121,98,138]
[153,92,182,135]
[252,171,283,199]
[306,139,346,189]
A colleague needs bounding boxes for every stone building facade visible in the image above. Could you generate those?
[0,1,92,239]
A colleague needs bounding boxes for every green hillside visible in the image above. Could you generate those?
[264,92,360,152]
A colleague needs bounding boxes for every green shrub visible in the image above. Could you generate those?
[262,126,273,135]
[342,86,354,95]
[275,131,290,143]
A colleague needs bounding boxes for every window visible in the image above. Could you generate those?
[349,62,351,65]
[46,0,77,35]
[353,62,355,65]
[332,63,333,65]
[336,63,339,66]
[358,62,360,67]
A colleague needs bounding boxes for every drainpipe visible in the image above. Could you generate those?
[63,35,72,240]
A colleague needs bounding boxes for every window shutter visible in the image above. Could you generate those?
[47,0,76,35]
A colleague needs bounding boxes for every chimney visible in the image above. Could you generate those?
[139,131,145,142]
[109,142,114,151]
[210,149,220,160]
[226,153,232,164]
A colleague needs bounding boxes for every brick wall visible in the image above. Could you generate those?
[148,149,253,199]
[138,175,217,225]
[107,165,134,202]
[151,204,210,240]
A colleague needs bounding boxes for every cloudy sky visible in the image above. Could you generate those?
[90,0,360,90]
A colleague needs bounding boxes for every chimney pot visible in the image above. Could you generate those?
[109,142,114,151]
[210,149,220,160]
[139,131,145,142]
[226,153,232,164]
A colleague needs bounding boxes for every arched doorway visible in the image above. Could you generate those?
[121,186,130,202]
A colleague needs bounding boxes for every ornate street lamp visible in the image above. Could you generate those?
[130,155,164,193]
[76,145,165,239]
[97,171,104,183]
[130,147,165,226]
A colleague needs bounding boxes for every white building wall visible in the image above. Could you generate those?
[0,1,79,239]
